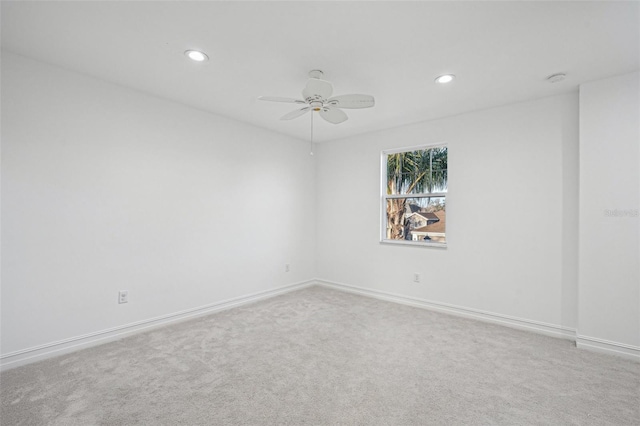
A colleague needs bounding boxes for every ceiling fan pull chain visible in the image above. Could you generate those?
[310,109,314,156]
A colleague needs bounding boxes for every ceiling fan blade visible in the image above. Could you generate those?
[319,106,348,124]
[258,96,306,104]
[327,94,375,109]
[302,78,333,100]
[280,107,311,120]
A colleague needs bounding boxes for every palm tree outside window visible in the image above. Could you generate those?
[381,144,448,245]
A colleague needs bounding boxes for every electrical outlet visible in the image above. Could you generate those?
[285,264,290,272]
[118,290,129,304]
[413,273,421,283]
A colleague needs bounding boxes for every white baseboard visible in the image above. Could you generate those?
[318,279,640,362]
[316,279,576,340]
[576,335,640,361]
[0,280,314,371]
[4,279,637,370]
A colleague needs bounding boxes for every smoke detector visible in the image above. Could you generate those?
[546,73,566,83]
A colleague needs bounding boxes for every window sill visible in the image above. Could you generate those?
[380,239,447,249]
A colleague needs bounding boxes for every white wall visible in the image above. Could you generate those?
[3,49,636,365]
[578,72,639,353]
[316,93,579,334]
[1,53,316,360]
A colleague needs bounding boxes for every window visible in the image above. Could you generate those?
[381,144,448,246]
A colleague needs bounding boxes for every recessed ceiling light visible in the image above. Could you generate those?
[185,50,209,62]
[435,74,455,84]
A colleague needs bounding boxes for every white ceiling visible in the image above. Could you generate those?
[2,1,639,143]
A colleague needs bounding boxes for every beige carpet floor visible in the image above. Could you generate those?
[1,285,639,425]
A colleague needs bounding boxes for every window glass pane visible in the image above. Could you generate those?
[385,197,446,243]
[386,147,447,195]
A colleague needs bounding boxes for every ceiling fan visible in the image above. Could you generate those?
[258,70,375,124]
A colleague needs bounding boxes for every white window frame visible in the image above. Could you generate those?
[380,143,448,248]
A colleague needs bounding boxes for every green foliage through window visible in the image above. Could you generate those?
[383,145,448,244]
